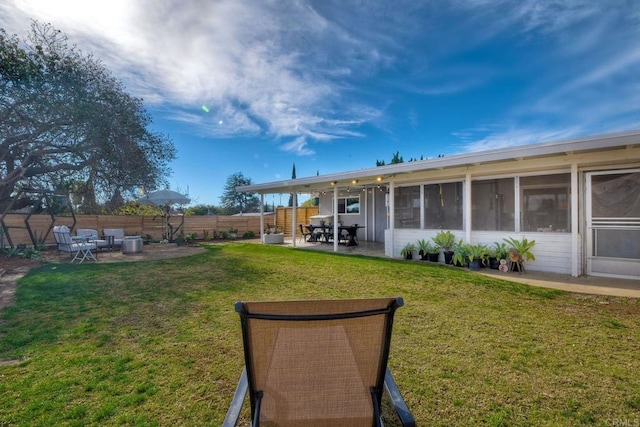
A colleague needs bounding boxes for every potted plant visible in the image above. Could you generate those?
[426,241,440,262]
[416,239,430,260]
[451,239,468,267]
[432,230,456,264]
[503,236,536,272]
[464,243,489,270]
[400,243,416,260]
[489,241,509,269]
[263,226,284,244]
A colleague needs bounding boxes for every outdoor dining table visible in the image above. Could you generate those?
[338,225,364,246]
[304,224,321,242]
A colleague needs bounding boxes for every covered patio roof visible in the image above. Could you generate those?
[237,130,640,194]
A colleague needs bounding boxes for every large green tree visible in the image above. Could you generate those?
[184,204,221,216]
[220,172,260,214]
[0,22,176,213]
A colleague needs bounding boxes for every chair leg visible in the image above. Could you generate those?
[222,367,248,427]
[384,368,416,427]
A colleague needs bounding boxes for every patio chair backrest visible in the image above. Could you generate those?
[76,228,99,240]
[103,228,125,239]
[53,225,74,245]
[235,297,403,427]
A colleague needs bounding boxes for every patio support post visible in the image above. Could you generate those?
[292,193,297,247]
[364,188,368,242]
[465,172,472,243]
[420,184,425,229]
[372,189,376,241]
[571,162,579,277]
[388,182,395,257]
[333,186,339,252]
[260,194,265,243]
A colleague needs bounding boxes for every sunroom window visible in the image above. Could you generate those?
[394,186,420,228]
[472,178,515,231]
[521,174,571,232]
[423,182,463,229]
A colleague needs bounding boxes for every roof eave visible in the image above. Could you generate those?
[237,130,640,193]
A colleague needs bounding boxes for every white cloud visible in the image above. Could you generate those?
[1,0,382,153]
[448,0,640,151]
[281,136,315,156]
[456,126,582,153]
[2,0,639,159]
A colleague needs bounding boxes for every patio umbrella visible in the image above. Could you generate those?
[138,190,190,240]
[138,189,190,206]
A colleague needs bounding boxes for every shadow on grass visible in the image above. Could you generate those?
[0,245,265,359]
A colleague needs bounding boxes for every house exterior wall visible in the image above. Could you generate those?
[316,191,386,243]
[368,147,638,277]
[385,229,577,274]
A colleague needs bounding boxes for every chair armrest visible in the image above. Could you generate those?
[222,366,248,427]
[384,368,416,427]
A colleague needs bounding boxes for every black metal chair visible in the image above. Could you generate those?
[223,297,415,427]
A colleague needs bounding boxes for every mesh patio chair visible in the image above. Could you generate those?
[223,297,415,427]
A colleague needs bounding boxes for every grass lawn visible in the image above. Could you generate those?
[1,243,639,426]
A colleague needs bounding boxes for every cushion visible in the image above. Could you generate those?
[103,228,125,239]
[77,229,99,239]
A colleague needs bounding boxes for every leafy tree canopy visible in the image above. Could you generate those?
[376,151,404,166]
[114,201,164,216]
[301,197,318,207]
[0,22,176,213]
[184,204,221,216]
[220,172,260,214]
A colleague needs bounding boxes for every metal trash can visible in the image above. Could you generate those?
[122,236,143,254]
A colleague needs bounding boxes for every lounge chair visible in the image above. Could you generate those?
[76,228,110,251]
[53,225,97,263]
[223,297,415,427]
[102,228,125,249]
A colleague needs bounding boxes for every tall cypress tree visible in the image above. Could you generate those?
[288,162,296,206]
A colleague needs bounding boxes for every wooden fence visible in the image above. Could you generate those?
[275,206,319,235]
[1,206,319,247]
[1,214,262,246]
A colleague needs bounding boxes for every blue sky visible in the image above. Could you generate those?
[2,0,640,206]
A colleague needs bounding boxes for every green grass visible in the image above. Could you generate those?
[1,243,639,426]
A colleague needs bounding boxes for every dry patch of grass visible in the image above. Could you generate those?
[1,243,638,425]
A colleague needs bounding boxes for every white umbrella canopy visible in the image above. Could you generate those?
[138,189,190,206]
[138,190,190,241]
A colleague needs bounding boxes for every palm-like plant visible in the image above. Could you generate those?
[452,239,468,266]
[464,243,490,264]
[400,243,416,259]
[416,239,430,256]
[493,242,510,260]
[432,230,456,252]
[503,237,536,261]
